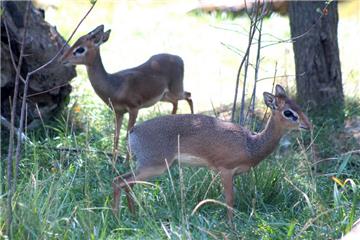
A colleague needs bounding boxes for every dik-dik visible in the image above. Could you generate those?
[113,85,312,221]
[61,25,193,160]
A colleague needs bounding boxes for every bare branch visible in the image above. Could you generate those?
[6,1,31,237]
[3,20,27,84]
[1,115,30,144]
[230,7,258,122]
[311,150,360,166]
[261,1,331,49]
[256,72,305,83]
[39,146,124,162]
[247,1,267,128]
[261,62,278,127]
[238,0,262,125]
[27,82,71,98]
[27,2,96,77]
[219,1,331,117]
[13,1,97,192]
[2,2,97,237]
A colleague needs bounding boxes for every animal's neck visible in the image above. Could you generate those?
[250,114,285,163]
[86,51,110,97]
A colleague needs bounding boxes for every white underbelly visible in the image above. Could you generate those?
[141,88,168,108]
[177,153,209,167]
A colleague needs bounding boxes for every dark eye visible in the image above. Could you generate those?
[73,47,85,55]
[284,110,298,121]
[284,110,293,117]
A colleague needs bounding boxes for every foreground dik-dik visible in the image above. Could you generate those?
[113,85,312,221]
[61,25,193,159]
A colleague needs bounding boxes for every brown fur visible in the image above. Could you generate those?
[60,25,194,163]
[112,85,312,222]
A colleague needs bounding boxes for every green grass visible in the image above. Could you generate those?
[1,87,359,239]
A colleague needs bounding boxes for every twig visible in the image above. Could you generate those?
[218,1,332,57]
[3,2,97,237]
[1,115,30,144]
[26,3,96,77]
[27,82,70,98]
[210,23,250,39]
[238,0,261,126]
[261,2,331,49]
[220,41,246,56]
[226,1,330,124]
[3,19,27,84]
[13,0,97,192]
[256,72,305,83]
[261,62,277,127]
[5,2,31,238]
[40,146,124,162]
[35,103,49,139]
[221,42,305,85]
[311,149,360,166]
[230,0,259,123]
[247,1,267,128]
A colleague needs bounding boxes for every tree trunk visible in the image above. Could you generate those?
[1,1,76,129]
[288,1,343,116]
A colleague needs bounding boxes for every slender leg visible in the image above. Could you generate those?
[125,109,138,162]
[186,98,194,114]
[162,91,193,114]
[113,112,124,167]
[112,172,133,215]
[161,92,178,114]
[171,102,178,114]
[112,165,167,215]
[184,91,194,114]
[220,169,234,222]
[113,176,135,215]
[125,186,135,214]
[112,181,122,215]
[127,109,138,137]
[113,174,135,216]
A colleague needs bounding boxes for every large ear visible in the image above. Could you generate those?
[88,25,104,36]
[275,84,287,97]
[88,25,106,46]
[102,29,111,43]
[263,92,277,110]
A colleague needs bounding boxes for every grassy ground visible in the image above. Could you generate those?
[1,97,360,239]
[1,0,360,239]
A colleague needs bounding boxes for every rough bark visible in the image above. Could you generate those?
[288,1,344,115]
[1,1,76,129]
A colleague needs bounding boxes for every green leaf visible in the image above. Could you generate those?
[337,154,351,177]
[287,220,297,237]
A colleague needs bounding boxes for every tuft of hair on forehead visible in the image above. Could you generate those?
[274,93,301,112]
[72,36,85,47]
[275,92,287,98]
[285,97,301,112]
[88,25,104,36]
